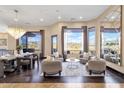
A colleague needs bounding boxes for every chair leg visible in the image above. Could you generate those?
[59,71,61,76]
[43,72,46,77]
[89,70,92,75]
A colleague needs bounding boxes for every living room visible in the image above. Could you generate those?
[0,4,124,88]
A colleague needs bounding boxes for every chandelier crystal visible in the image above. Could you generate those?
[8,28,25,39]
[7,10,26,39]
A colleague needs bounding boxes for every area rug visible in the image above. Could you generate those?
[40,62,109,77]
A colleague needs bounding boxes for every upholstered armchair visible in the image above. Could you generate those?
[80,52,90,64]
[41,59,62,77]
[52,52,63,62]
[86,59,106,75]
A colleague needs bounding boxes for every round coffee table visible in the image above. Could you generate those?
[66,58,80,69]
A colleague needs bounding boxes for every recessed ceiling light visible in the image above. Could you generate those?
[58,16,61,19]
[40,18,44,22]
[79,16,83,19]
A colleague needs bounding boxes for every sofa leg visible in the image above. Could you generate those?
[43,72,46,77]
[59,71,61,76]
[89,70,92,75]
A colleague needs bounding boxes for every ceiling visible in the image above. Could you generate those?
[102,6,121,22]
[0,5,109,28]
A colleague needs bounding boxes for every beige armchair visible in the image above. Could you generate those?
[80,52,90,64]
[41,59,62,77]
[86,59,106,75]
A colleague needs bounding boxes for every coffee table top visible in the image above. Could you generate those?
[66,58,80,62]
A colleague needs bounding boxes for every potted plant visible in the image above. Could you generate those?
[16,45,23,54]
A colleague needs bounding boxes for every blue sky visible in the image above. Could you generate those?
[65,31,120,45]
[102,32,120,41]
[28,33,41,42]
[66,31,96,45]
[89,31,95,45]
[53,37,57,43]
[20,33,41,44]
[20,31,120,45]
[67,32,82,43]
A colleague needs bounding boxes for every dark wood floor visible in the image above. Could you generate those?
[0,61,124,83]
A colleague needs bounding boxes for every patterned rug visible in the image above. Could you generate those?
[40,62,109,77]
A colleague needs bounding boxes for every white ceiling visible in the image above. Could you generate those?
[102,6,120,22]
[0,5,109,28]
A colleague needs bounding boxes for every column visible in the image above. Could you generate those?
[82,26,88,52]
[95,22,101,58]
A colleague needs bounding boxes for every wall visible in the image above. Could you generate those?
[0,32,16,50]
[0,33,8,49]
[8,33,16,50]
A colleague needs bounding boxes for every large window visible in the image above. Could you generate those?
[101,28,120,65]
[19,34,27,49]
[19,32,42,52]
[27,32,41,50]
[64,28,83,54]
[88,27,96,56]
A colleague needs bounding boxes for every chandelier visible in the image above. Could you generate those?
[7,10,26,39]
[8,27,25,39]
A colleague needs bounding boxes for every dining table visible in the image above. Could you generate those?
[0,52,36,77]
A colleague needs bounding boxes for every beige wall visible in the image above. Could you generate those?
[8,33,16,50]
[44,27,51,56]
[0,32,16,50]
[0,33,8,49]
